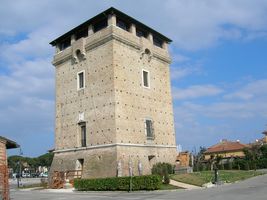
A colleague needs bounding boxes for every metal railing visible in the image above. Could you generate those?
[51,170,82,189]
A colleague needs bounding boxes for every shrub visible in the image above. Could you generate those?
[218,164,224,170]
[233,159,247,170]
[163,171,170,184]
[244,162,250,170]
[256,158,267,169]
[224,161,233,170]
[151,162,174,175]
[74,175,161,191]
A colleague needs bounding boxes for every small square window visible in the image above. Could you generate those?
[142,70,150,88]
[77,71,85,90]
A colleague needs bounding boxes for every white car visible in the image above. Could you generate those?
[39,172,48,177]
[12,173,17,179]
[22,173,30,178]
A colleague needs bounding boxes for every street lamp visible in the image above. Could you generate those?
[17,147,23,188]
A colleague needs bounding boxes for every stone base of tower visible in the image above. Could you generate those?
[49,145,177,185]
[116,145,177,176]
[49,146,117,181]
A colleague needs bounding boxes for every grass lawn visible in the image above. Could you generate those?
[159,183,183,190]
[171,170,264,187]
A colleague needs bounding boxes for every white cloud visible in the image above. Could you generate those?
[1,0,267,50]
[224,79,267,100]
[170,60,204,81]
[173,79,267,150]
[174,80,267,119]
[161,0,267,49]
[172,85,223,100]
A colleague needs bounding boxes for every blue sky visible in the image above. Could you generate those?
[1,0,267,157]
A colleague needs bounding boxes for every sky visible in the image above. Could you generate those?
[1,0,267,157]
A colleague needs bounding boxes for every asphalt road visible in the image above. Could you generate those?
[10,174,267,200]
[9,178,46,189]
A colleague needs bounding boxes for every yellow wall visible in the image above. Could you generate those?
[204,150,245,160]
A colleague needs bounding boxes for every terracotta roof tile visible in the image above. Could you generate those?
[204,140,248,154]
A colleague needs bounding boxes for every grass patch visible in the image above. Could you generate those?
[159,184,183,190]
[171,170,264,187]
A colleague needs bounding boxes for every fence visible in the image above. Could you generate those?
[0,165,9,200]
[51,170,82,189]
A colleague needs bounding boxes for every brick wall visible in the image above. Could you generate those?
[0,140,7,165]
[0,139,9,200]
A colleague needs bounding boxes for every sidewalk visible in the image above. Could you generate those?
[169,179,202,190]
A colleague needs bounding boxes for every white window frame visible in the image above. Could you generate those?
[77,70,85,90]
[142,69,150,89]
[144,118,154,140]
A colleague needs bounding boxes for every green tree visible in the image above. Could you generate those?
[8,153,54,172]
[193,146,207,172]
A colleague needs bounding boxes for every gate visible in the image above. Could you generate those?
[0,165,9,200]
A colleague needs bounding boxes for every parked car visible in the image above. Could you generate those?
[31,172,39,178]
[22,172,30,178]
[39,172,48,177]
[12,173,17,179]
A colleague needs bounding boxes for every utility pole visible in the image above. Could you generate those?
[17,147,23,188]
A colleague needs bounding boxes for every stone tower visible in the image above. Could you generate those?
[49,7,177,178]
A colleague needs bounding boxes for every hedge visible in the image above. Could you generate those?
[74,175,161,191]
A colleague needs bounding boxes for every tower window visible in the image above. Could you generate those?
[136,28,148,38]
[145,119,154,140]
[153,36,163,48]
[93,18,108,33]
[80,123,86,147]
[77,71,85,90]
[76,28,88,40]
[59,38,71,51]
[142,69,150,88]
[116,18,130,31]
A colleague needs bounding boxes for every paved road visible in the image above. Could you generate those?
[9,178,46,189]
[11,174,267,200]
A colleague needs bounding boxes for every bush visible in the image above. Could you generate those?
[244,162,250,171]
[233,159,247,170]
[74,175,161,191]
[224,161,233,170]
[163,172,170,184]
[218,164,224,170]
[256,158,267,169]
[151,162,174,175]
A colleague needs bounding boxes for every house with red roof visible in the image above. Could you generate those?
[204,139,248,161]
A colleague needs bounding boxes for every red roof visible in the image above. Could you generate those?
[205,140,248,154]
